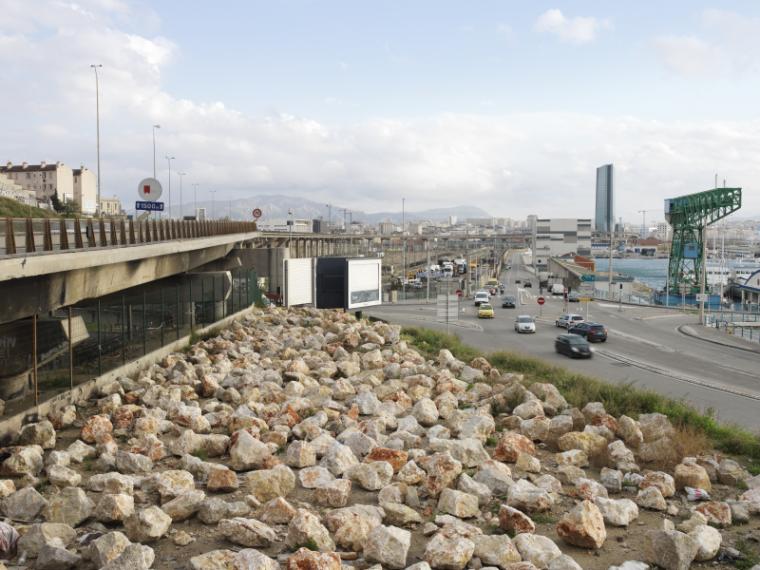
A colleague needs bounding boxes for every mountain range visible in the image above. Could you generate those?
[158,194,492,224]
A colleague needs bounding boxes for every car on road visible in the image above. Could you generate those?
[568,292,581,302]
[478,304,495,319]
[486,278,499,288]
[568,322,608,342]
[474,291,490,306]
[555,313,585,329]
[551,283,565,295]
[515,279,522,284]
[523,281,532,288]
[514,315,536,333]
[502,295,516,308]
[555,334,593,358]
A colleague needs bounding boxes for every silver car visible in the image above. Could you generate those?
[515,315,536,333]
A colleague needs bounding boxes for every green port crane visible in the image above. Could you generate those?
[665,187,742,294]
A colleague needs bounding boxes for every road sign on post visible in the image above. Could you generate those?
[136,201,164,211]
[252,208,262,219]
[137,178,162,201]
[537,296,545,305]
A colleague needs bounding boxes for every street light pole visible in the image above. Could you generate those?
[402,197,406,301]
[178,172,186,219]
[165,155,175,218]
[152,124,160,179]
[90,64,103,215]
[210,190,216,219]
[192,183,199,218]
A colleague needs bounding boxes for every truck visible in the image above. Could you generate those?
[551,282,566,295]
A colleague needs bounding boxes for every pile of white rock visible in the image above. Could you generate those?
[0,306,757,570]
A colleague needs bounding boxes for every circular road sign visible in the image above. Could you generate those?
[137,178,162,201]
[537,296,546,305]
[456,289,463,298]
[252,208,263,219]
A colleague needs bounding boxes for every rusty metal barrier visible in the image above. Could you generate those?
[1,217,258,256]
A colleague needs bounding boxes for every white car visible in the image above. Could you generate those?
[555,314,584,329]
[514,315,536,333]
[474,291,490,306]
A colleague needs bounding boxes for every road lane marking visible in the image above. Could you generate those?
[595,349,760,402]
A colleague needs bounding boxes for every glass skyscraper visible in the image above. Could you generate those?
[595,164,614,234]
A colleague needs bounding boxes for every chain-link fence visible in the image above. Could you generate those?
[0,267,259,418]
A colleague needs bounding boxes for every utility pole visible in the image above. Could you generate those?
[608,218,614,301]
[402,197,406,302]
[152,124,160,178]
[210,189,216,219]
[192,183,199,217]
[165,155,175,218]
[90,64,103,215]
[426,239,430,304]
[342,208,348,232]
[178,172,186,219]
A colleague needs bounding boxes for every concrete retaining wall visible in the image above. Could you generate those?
[0,305,257,444]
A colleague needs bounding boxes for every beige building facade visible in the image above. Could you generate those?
[99,196,122,217]
[0,161,74,204]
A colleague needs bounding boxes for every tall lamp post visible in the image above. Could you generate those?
[152,125,160,178]
[192,183,199,218]
[210,189,216,219]
[165,155,175,218]
[178,172,186,219]
[90,64,103,215]
[402,197,406,301]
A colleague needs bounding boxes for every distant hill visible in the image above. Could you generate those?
[164,194,491,223]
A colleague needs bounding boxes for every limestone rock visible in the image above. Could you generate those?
[2,486,48,522]
[124,506,172,543]
[556,500,606,549]
[437,488,479,519]
[43,486,94,526]
[593,497,639,527]
[423,531,475,570]
[473,534,521,567]
[499,504,536,534]
[513,533,563,569]
[286,509,335,551]
[365,525,411,569]
[17,522,75,558]
[643,530,698,570]
[218,517,277,547]
[88,531,131,567]
[688,524,721,561]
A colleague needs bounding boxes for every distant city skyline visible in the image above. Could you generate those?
[3,1,760,221]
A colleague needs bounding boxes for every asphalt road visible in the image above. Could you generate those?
[367,253,760,429]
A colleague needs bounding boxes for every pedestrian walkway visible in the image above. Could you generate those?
[679,324,760,354]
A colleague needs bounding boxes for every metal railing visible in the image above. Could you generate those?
[1,217,258,256]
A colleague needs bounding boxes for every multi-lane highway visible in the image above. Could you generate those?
[367,253,760,429]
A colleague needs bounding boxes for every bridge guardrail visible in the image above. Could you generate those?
[1,217,258,257]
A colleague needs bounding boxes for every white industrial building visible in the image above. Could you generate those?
[73,167,97,214]
[0,172,37,206]
[533,218,592,267]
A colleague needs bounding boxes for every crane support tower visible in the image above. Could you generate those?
[665,187,741,293]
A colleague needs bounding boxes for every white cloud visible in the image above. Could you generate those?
[3,1,760,222]
[654,9,760,76]
[534,9,610,44]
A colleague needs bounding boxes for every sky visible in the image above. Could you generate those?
[2,0,760,221]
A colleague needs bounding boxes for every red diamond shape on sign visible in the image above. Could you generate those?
[143,185,151,194]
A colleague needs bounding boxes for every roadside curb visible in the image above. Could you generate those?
[677,324,760,355]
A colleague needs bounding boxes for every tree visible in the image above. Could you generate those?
[50,191,64,213]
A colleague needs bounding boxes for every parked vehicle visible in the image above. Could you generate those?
[555,314,584,328]
[523,281,532,288]
[568,291,581,302]
[514,315,536,333]
[478,303,495,319]
[502,295,516,308]
[474,291,490,306]
[568,322,608,342]
[555,334,593,358]
[515,279,522,284]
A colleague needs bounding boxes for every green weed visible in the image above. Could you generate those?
[403,326,760,463]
